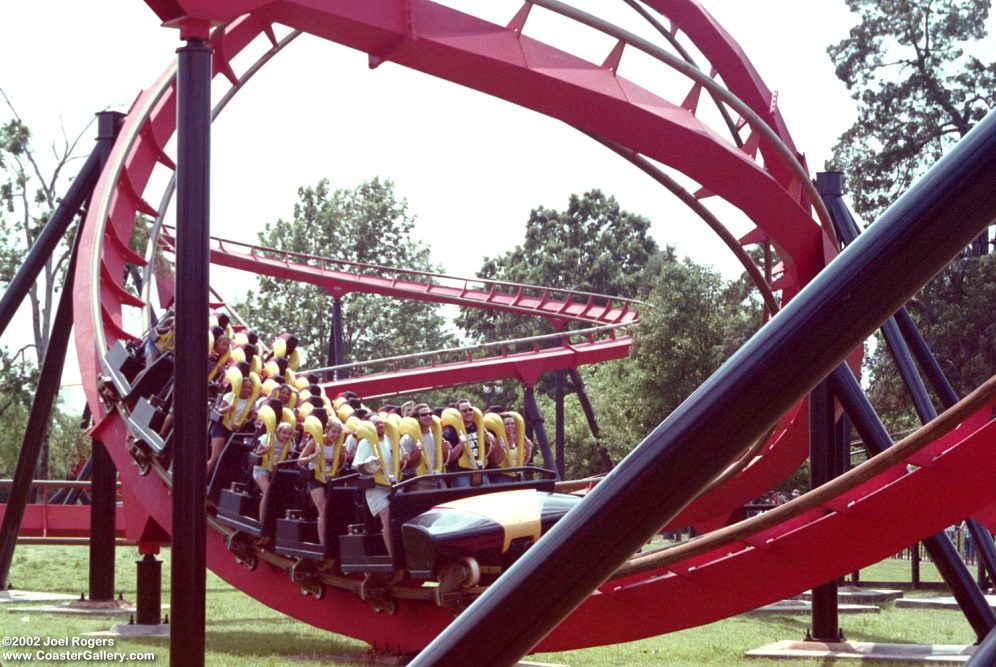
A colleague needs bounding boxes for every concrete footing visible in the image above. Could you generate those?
[798,586,904,604]
[0,590,78,604]
[897,595,996,611]
[746,599,880,616]
[8,603,168,617]
[84,623,170,639]
[746,640,974,663]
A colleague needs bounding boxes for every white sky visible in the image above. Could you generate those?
[2,0,971,405]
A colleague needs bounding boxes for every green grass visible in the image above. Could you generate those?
[0,546,981,666]
[533,606,975,666]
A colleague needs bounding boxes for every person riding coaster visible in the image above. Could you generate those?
[441,403,493,487]
[296,411,346,547]
[252,400,296,530]
[207,364,261,480]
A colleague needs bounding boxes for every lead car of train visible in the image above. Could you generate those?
[206,430,580,612]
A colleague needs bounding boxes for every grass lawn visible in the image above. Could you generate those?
[0,545,981,666]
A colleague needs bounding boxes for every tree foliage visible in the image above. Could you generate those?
[456,190,659,345]
[827,0,996,223]
[559,257,761,477]
[0,92,91,480]
[828,2,996,430]
[449,189,762,477]
[241,178,456,367]
[866,253,996,431]
[1,90,91,361]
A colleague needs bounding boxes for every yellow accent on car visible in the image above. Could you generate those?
[438,489,542,554]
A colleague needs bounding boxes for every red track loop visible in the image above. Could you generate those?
[69,0,996,653]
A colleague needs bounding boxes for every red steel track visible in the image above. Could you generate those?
[65,0,996,653]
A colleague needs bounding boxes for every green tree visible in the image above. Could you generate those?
[241,178,456,367]
[866,252,996,431]
[828,2,996,428]
[0,91,90,480]
[827,0,996,226]
[559,256,761,477]
[457,190,659,345]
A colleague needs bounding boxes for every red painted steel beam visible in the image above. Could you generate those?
[324,335,632,397]
[0,505,127,539]
[143,0,826,285]
[207,244,637,325]
[61,0,856,649]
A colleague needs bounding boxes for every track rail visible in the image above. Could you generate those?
[68,0,985,653]
[160,226,643,327]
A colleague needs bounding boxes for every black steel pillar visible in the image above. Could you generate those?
[568,369,601,437]
[325,326,335,383]
[809,379,840,641]
[893,308,960,407]
[523,386,555,478]
[136,551,162,625]
[830,365,995,639]
[333,297,345,376]
[819,170,996,615]
[0,151,101,339]
[89,440,116,601]
[410,110,996,666]
[836,413,851,479]
[967,624,996,666]
[85,115,121,600]
[912,542,921,589]
[171,27,212,667]
[554,371,566,479]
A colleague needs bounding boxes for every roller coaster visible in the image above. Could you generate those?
[2,0,996,662]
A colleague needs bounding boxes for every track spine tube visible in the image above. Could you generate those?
[171,35,212,667]
[411,111,996,667]
[967,625,996,665]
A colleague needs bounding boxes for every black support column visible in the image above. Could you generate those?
[830,365,996,640]
[171,24,212,667]
[331,296,345,380]
[89,440,117,602]
[809,378,840,641]
[0,109,116,588]
[568,369,600,438]
[409,109,996,666]
[87,112,124,603]
[554,371,566,479]
[136,549,163,626]
[523,386,555,478]
[819,170,996,619]
[0,151,101,338]
[0,229,84,588]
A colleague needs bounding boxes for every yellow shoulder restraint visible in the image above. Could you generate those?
[441,407,486,470]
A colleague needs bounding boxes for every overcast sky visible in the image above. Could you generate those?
[2,0,968,398]
[2,2,863,275]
